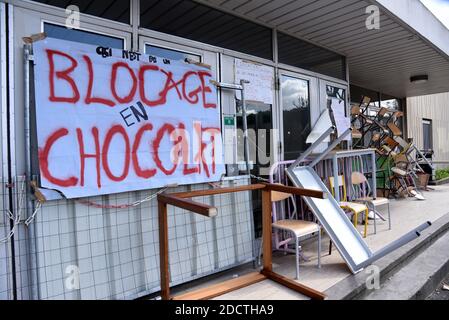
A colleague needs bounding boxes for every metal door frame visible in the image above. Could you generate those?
[277,69,319,162]
[319,79,350,119]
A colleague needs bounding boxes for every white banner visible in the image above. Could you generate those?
[33,38,224,198]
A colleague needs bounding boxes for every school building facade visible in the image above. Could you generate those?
[1,0,449,300]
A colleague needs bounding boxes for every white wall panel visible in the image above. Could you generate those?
[407,92,449,167]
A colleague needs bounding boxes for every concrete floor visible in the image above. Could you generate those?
[171,185,449,300]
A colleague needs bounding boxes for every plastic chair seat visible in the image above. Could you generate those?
[388,123,402,136]
[340,202,368,213]
[272,220,320,238]
[351,171,392,233]
[355,197,389,206]
[263,189,322,280]
[392,167,407,176]
[352,128,362,139]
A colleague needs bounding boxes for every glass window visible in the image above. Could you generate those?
[380,98,400,110]
[380,93,401,111]
[44,23,124,49]
[32,0,130,24]
[423,119,433,151]
[140,0,273,60]
[278,32,346,81]
[350,84,379,108]
[327,85,349,144]
[281,76,311,160]
[327,85,346,100]
[327,85,347,119]
[145,45,201,62]
[236,101,273,175]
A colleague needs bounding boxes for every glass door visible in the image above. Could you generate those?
[219,54,276,177]
[220,54,276,238]
[279,73,315,161]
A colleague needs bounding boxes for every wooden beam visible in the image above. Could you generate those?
[262,189,273,272]
[261,269,326,301]
[158,194,217,218]
[172,184,266,199]
[157,183,328,301]
[173,272,266,300]
[264,183,327,199]
[158,201,170,300]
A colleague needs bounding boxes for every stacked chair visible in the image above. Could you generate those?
[351,96,427,200]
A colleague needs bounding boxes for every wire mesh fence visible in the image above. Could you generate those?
[0,176,27,300]
[1,176,255,300]
[0,177,11,299]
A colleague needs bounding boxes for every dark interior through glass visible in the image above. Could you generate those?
[281,75,311,161]
[140,0,273,61]
[145,44,201,62]
[278,32,346,81]
[236,101,273,238]
[423,119,433,151]
[44,23,124,49]
[32,0,130,24]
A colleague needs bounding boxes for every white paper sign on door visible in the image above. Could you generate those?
[234,58,274,104]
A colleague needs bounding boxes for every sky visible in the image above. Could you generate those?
[421,0,449,29]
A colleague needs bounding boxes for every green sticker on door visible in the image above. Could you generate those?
[224,116,235,126]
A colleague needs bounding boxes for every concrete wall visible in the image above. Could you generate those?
[407,92,449,168]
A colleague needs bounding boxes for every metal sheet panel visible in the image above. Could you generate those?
[286,166,371,273]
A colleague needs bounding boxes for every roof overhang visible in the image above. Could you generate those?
[197,0,449,98]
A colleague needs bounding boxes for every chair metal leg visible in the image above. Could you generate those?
[364,209,369,238]
[399,177,409,196]
[257,237,263,267]
[318,229,322,269]
[295,236,300,280]
[372,204,377,235]
[388,203,392,230]
[328,240,333,256]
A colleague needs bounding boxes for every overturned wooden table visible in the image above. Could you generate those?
[157,183,327,300]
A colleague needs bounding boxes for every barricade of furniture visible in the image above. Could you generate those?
[157,183,327,300]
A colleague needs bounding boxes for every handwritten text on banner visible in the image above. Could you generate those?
[33,38,224,198]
